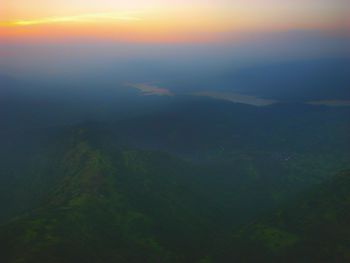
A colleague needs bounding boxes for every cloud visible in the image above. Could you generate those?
[1,13,141,27]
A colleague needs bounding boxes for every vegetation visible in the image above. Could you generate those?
[0,100,349,262]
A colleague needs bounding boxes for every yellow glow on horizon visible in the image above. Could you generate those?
[1,1,348,43]
[0,8,240,42]
[2,13,142,27]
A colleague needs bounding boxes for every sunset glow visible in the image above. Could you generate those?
[1,1,349,42]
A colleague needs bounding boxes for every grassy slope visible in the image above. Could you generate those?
[0,131,216,263]
[229,170,350,263]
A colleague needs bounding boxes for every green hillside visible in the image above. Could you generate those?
[229,170,350,263]
[0,124,349,263]
[0,99,349,263]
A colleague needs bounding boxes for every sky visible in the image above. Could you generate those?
[0,0,349,92]
[1,0,349,43]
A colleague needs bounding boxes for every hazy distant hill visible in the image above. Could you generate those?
[113,99,350,160]
[168,58,350,102]
[226,58,350,101]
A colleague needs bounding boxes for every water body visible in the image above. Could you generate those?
[192,91,277,106]
[308,100,350,107]
[126,83,174,96]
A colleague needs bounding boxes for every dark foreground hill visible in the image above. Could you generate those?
[229,170,350,263]
[0,98,349,263]
[0,132,209,263]
[0,125,349,263]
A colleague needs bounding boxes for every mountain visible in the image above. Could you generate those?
[226,58,350,101]
[0,121,349,263]
[0,97,349,263]
[171,58,350,102]
[229,170,350,263]
[0,130,209,263]
[113,99,350,155]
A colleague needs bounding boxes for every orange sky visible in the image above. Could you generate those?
[1,0,349,43]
